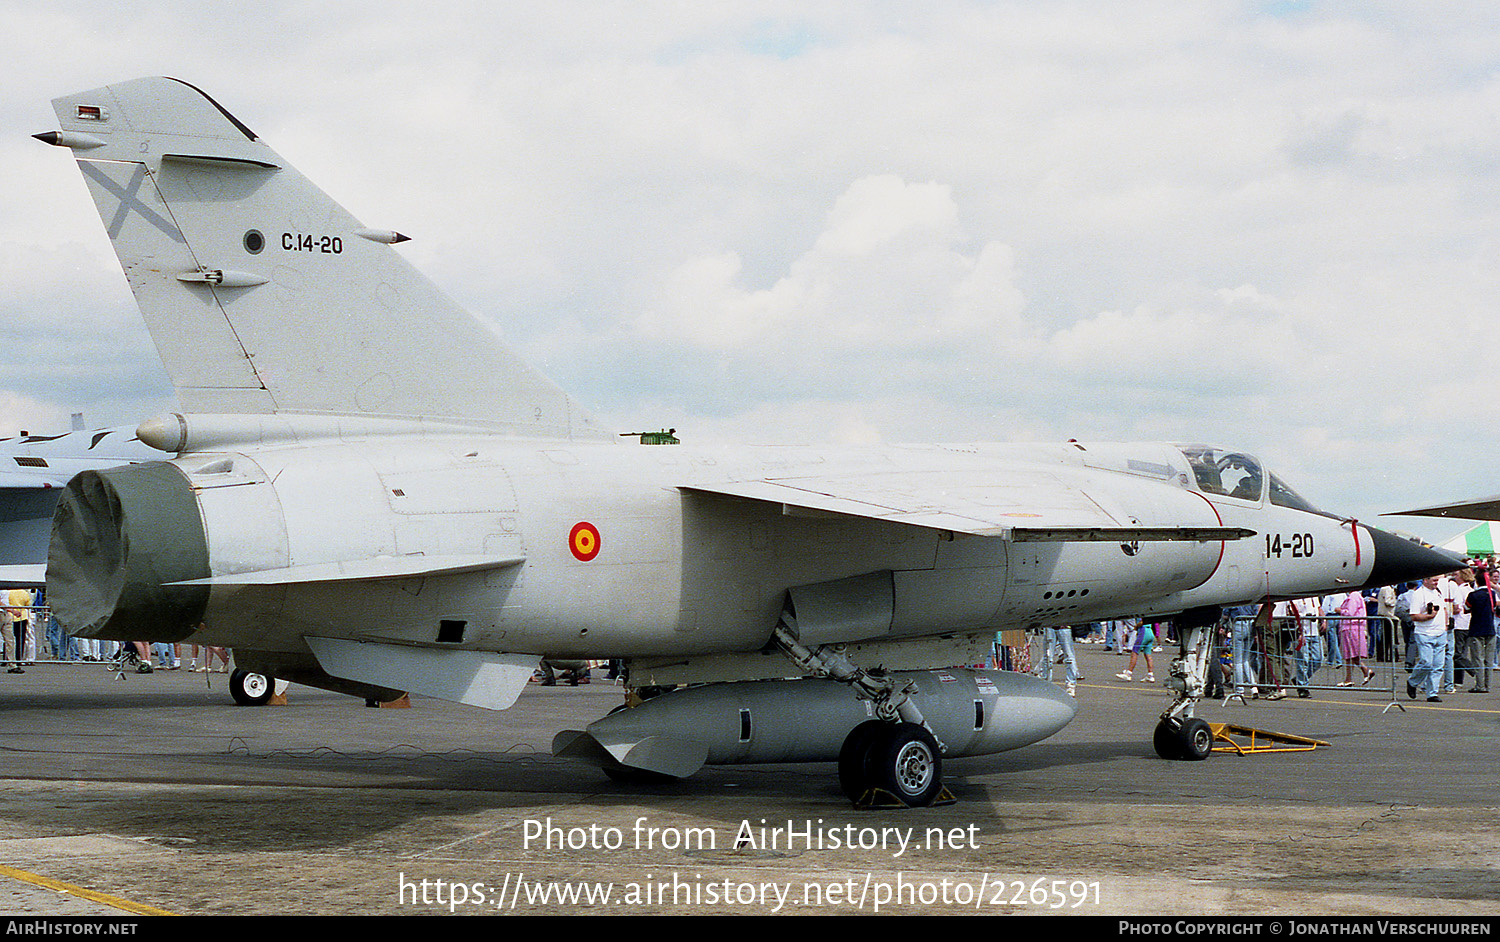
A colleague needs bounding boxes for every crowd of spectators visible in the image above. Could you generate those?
[1037,562,1497,702]
[2,587,231,674]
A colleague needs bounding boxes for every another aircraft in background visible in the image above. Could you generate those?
[34,77,1459,806]
[1390,496,1500,522]
[0,420,164,586]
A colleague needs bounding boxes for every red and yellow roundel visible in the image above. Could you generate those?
[569,521,601,561]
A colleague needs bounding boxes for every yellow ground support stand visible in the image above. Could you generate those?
[1208,723,1329,755]
[853,785,958,810]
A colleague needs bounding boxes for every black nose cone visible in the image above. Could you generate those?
[1362,525,1466,589]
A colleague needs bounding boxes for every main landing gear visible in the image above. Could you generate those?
[838,720,946,807]
[229,668,274,706]
[774,610,954,808]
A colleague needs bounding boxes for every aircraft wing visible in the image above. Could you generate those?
[681,472,1253,542]
[0,564,46,587]
[0,472,71,489]
[1388,495,1500,522]
[0,483,67,588]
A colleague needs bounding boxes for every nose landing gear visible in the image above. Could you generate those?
[1154,606,1220,761]
[1152,716,1215,761]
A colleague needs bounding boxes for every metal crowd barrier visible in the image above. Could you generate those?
[1013,614,1426,707]
[1213,613,1406,703]
[0,605,220,668]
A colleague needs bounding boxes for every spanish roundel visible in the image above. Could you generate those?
[569,521,601,561]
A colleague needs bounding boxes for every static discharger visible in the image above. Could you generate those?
[354,228,412,244]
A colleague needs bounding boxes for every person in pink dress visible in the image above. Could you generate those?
[1338,591,1374,686]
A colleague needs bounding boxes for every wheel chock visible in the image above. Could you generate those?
[851,785,958,810]
[364,693,411,708]
[1207,723,1329,755]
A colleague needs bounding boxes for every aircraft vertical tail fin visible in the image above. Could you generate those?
[43,77,601,438]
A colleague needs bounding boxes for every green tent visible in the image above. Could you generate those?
[1441,522,1500,557]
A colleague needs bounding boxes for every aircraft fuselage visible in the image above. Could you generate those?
[49,431,1371,665]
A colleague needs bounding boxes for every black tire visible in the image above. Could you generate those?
[838,720,888,801]
[862,722,944,807]
[1153,719,1185,760]
[1153,717,1214,760]
[230,669,274,706]
[1178,717,1215,761]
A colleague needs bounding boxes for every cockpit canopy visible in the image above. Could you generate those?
[1174,444,1322,513]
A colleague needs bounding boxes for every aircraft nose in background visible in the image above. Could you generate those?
[1362,525,1466,588]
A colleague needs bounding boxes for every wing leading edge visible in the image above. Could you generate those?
[680,478,1253,542]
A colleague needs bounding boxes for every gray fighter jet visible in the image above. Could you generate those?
[35,78,1458,805]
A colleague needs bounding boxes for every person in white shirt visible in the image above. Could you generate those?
[1408,575,1450,702]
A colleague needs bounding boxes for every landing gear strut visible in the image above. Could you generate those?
[775,610,952,807]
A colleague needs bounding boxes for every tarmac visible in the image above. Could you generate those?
[0,645,1495,916]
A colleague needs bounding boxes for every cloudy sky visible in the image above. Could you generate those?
[2,1,1497,544]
